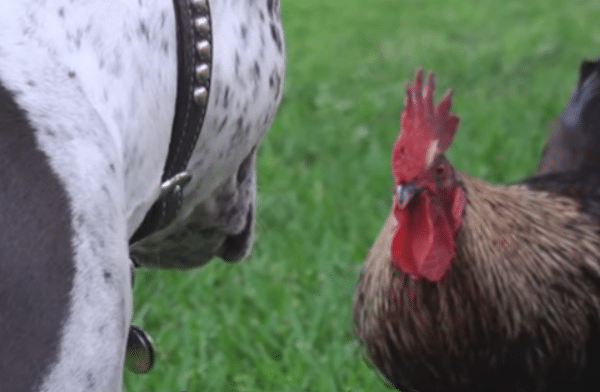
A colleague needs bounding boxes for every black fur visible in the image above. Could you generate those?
[0,82,75,391]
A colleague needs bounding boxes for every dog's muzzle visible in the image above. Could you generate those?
[129,147,258,269]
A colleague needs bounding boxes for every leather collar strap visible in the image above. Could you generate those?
[130,0,213,244]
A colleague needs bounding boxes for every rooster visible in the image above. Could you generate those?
[353,69,600,392]
[538,58,600,175]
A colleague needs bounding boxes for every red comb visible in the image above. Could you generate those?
[392,69,459,183]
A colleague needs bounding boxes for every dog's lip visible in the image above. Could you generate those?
[218,209,253,262]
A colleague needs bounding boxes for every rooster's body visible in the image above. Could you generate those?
[353,70,600,392]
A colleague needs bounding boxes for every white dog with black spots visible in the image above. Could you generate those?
[0,0,284,390]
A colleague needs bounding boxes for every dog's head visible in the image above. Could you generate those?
[129,145,258,268]
[130,0,285,268]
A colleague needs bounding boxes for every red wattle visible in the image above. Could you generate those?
[391,191,462,282]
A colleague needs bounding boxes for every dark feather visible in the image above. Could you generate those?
[538,59,600,174]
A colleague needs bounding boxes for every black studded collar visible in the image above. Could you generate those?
[130,0,213,244]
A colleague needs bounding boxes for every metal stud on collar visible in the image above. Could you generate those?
[195,63,210,82]
[191,0,212,108]
[193,86,208,106]
[194,16,210,34]
[191,0,208,12]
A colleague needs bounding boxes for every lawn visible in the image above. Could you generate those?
[125,0,600,391]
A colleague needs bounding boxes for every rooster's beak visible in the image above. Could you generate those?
[396,183,422,209]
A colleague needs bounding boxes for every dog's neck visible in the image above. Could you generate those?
[166,0,212,180]
[127,3,215,369]
[130,0,213,244]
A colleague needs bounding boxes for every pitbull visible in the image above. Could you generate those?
[0,0,284,390]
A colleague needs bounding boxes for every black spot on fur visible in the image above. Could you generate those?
[232,127,245,146]
[270,68,282,99]
[253,61,261,80]
[217,117,228,134]
[86,372,96,389]
[241,24,248,41]
[231,117,247,146]
[58,7,65,18]
[138,21,150,42]
[68,70,76,79]
[223,86,230,109]
[67,27,84,49]
[0,82,75,391]
[260,31,266,49]
[26,80,36,87]
[270,23,283,53]
[259,10,265,21]
[161,40,169,55]
[44,128,56,138]
[262,113,271,127]
[234,52,241,79]
[103,270,112,283]
[160,11,167,28]
[267,0,275,15]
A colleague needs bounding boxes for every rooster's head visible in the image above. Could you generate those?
[391,68,466,282]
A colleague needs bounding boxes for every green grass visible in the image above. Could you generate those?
[125,0,600,390]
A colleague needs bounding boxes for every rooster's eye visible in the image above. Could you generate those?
[436,164,445,176]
